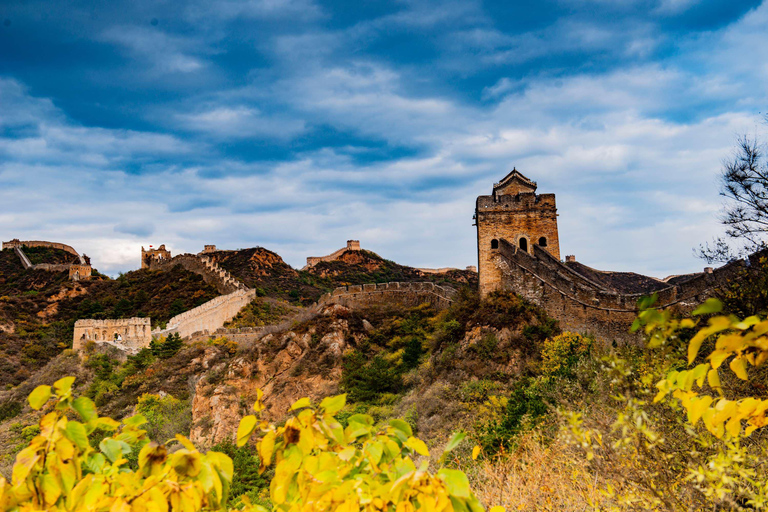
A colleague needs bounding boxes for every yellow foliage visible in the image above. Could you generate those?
[236,393,490,512]
[208,336,239,355]
[0,378,494,512]
[639,299,768,438]
[539,332,591,377]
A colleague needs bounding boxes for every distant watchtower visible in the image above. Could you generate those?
[141,244,171,269]
[475,169,560,297]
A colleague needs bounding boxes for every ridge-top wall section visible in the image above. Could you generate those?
[153,288,256,339]
[495,241,744,345]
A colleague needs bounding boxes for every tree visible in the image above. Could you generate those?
[700,135,768,263]
[159,332,183,358]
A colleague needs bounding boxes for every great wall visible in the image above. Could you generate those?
[318,281,457,310]
[2,239,92,281]
[475,169,737,345]
[7,167,749,354]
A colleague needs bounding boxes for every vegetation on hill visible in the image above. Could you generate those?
[0,252,219,388]
[21,245,80,265]
[208,247,477,306]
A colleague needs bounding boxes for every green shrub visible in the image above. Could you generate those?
[136,393,192,442]
[210,441,271,503]
[478,378,548,453]
[0,400,22,421]
[340,351,403,402]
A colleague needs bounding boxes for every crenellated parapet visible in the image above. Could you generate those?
[318,281,458,310]
[304,240,362,269]
[494,239,745,345]
[152,288,257,340]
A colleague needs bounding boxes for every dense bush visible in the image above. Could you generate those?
[136,392,193,442]
[341,351,403,402]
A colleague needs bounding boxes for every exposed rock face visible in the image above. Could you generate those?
[189,305,354,447]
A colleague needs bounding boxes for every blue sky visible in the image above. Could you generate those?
[1,0,767,276]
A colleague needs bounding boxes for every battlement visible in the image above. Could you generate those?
[476,192,557,211]
[142,244,171,269]
[3,239,91,281]
[73,317,151,353]
[493,239,745,344]
[305,240,363,269]
[318,281,457,310]
[152,288,257,340]
[2,239,82,261]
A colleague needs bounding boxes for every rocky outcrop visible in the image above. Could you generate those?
[189,304,355,447]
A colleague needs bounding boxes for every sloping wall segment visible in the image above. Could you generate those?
[495,240,745,344]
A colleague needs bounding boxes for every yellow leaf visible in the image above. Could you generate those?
[490,507,506,512]
[710,350,729,369]
[707,369,722,394]
[405,437,429,457]
[472,445,481,460]
[259,430,276,469]
[688,334,705,365]
[290,397,312,411]
[687,395,712,425]
[53,376,76,397]
[253,388,265,413]
[319,394,346,415]
[726,417,742,438]
[730,357,749,380]
[12,447,39,485]
[237,415,258,447]
[28,385,52,410]
[41,473,61,506]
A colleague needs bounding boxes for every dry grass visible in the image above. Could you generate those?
[468,433,606,512]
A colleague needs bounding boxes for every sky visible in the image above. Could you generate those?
[1,0,767,277]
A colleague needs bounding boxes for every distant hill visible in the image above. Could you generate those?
[207,247,477,304]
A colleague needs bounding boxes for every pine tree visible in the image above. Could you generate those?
[159,332,183,358]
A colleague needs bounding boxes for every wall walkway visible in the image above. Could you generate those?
[152,288,257,340]
[318,281,458,310]
[495,239,744,345]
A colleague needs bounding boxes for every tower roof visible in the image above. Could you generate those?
[493,168,537,196]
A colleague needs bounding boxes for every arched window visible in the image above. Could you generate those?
[491,239,499,249]
[538,237,547,247]
[519,237,528,252]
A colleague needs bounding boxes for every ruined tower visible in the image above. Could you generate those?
[141,244,171,269]
[475,169,560,297]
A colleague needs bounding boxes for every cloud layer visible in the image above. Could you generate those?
[1,0,767,276]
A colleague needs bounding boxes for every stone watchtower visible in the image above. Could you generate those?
[475,169,560,297]
[141,244,171,269]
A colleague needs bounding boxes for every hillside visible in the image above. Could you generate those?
[0,249,219,387]
[207,247,477,304]
[1,249,767,510]
[0,288,559,471]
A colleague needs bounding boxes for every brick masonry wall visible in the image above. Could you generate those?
[73,317,152,352]
[318,281,458,310]
[150,254,244,294]
[152,288,257,340]
[495,240,745,345]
